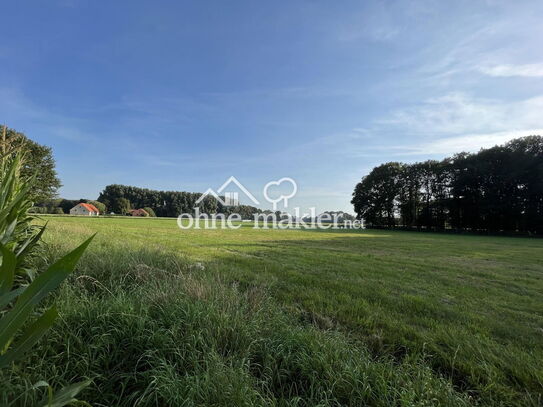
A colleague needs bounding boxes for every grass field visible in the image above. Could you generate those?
[2,216,542,406]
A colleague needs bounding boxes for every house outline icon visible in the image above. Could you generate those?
[195,176,260,207]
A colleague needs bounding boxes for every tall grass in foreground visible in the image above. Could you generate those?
[1,233,474,407]
[0,145,93,406]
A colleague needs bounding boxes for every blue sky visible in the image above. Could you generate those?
[1,0,542,213]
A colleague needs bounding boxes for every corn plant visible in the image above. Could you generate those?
[0,136,94,406]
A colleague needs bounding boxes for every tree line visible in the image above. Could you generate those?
[97,184,262,218]
[351,136,543,234]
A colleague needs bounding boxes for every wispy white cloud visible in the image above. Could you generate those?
[334,2,400,43]
[371,92,543,156]
[478,63,543,77]
[334,129,543,159]
[303,92,543,160]
[415,4,543,83]
[396,129,543,155]
[378,93,543,136]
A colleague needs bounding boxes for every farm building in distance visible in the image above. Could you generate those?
[70,203,100,216]
[128,208,149,217]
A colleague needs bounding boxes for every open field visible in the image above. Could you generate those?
[2,216,542,406]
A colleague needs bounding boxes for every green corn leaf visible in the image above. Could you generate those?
[0,287,24,309]
[38,379,92,407]
[0,243,16,296]
[0,184,33,226]
[0,218,18,245]
[17,234,95,305]
[16,224,46,265]
[0,160,18,208]
[0,307,58,369]
[0,234,95,351]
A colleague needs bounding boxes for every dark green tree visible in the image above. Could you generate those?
[352,162,403,227]
[1,126,62,202]
[114,198,131,215]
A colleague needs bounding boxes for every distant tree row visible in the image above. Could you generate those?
[352,136,543,234]
[97,184,262,218]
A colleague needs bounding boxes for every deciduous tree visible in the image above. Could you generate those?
[1,126,61,202]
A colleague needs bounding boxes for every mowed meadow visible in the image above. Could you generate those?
[2,216,542,406]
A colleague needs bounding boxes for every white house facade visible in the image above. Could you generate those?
[69,203,100,216]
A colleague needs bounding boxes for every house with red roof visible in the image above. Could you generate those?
[70,202,100,216]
